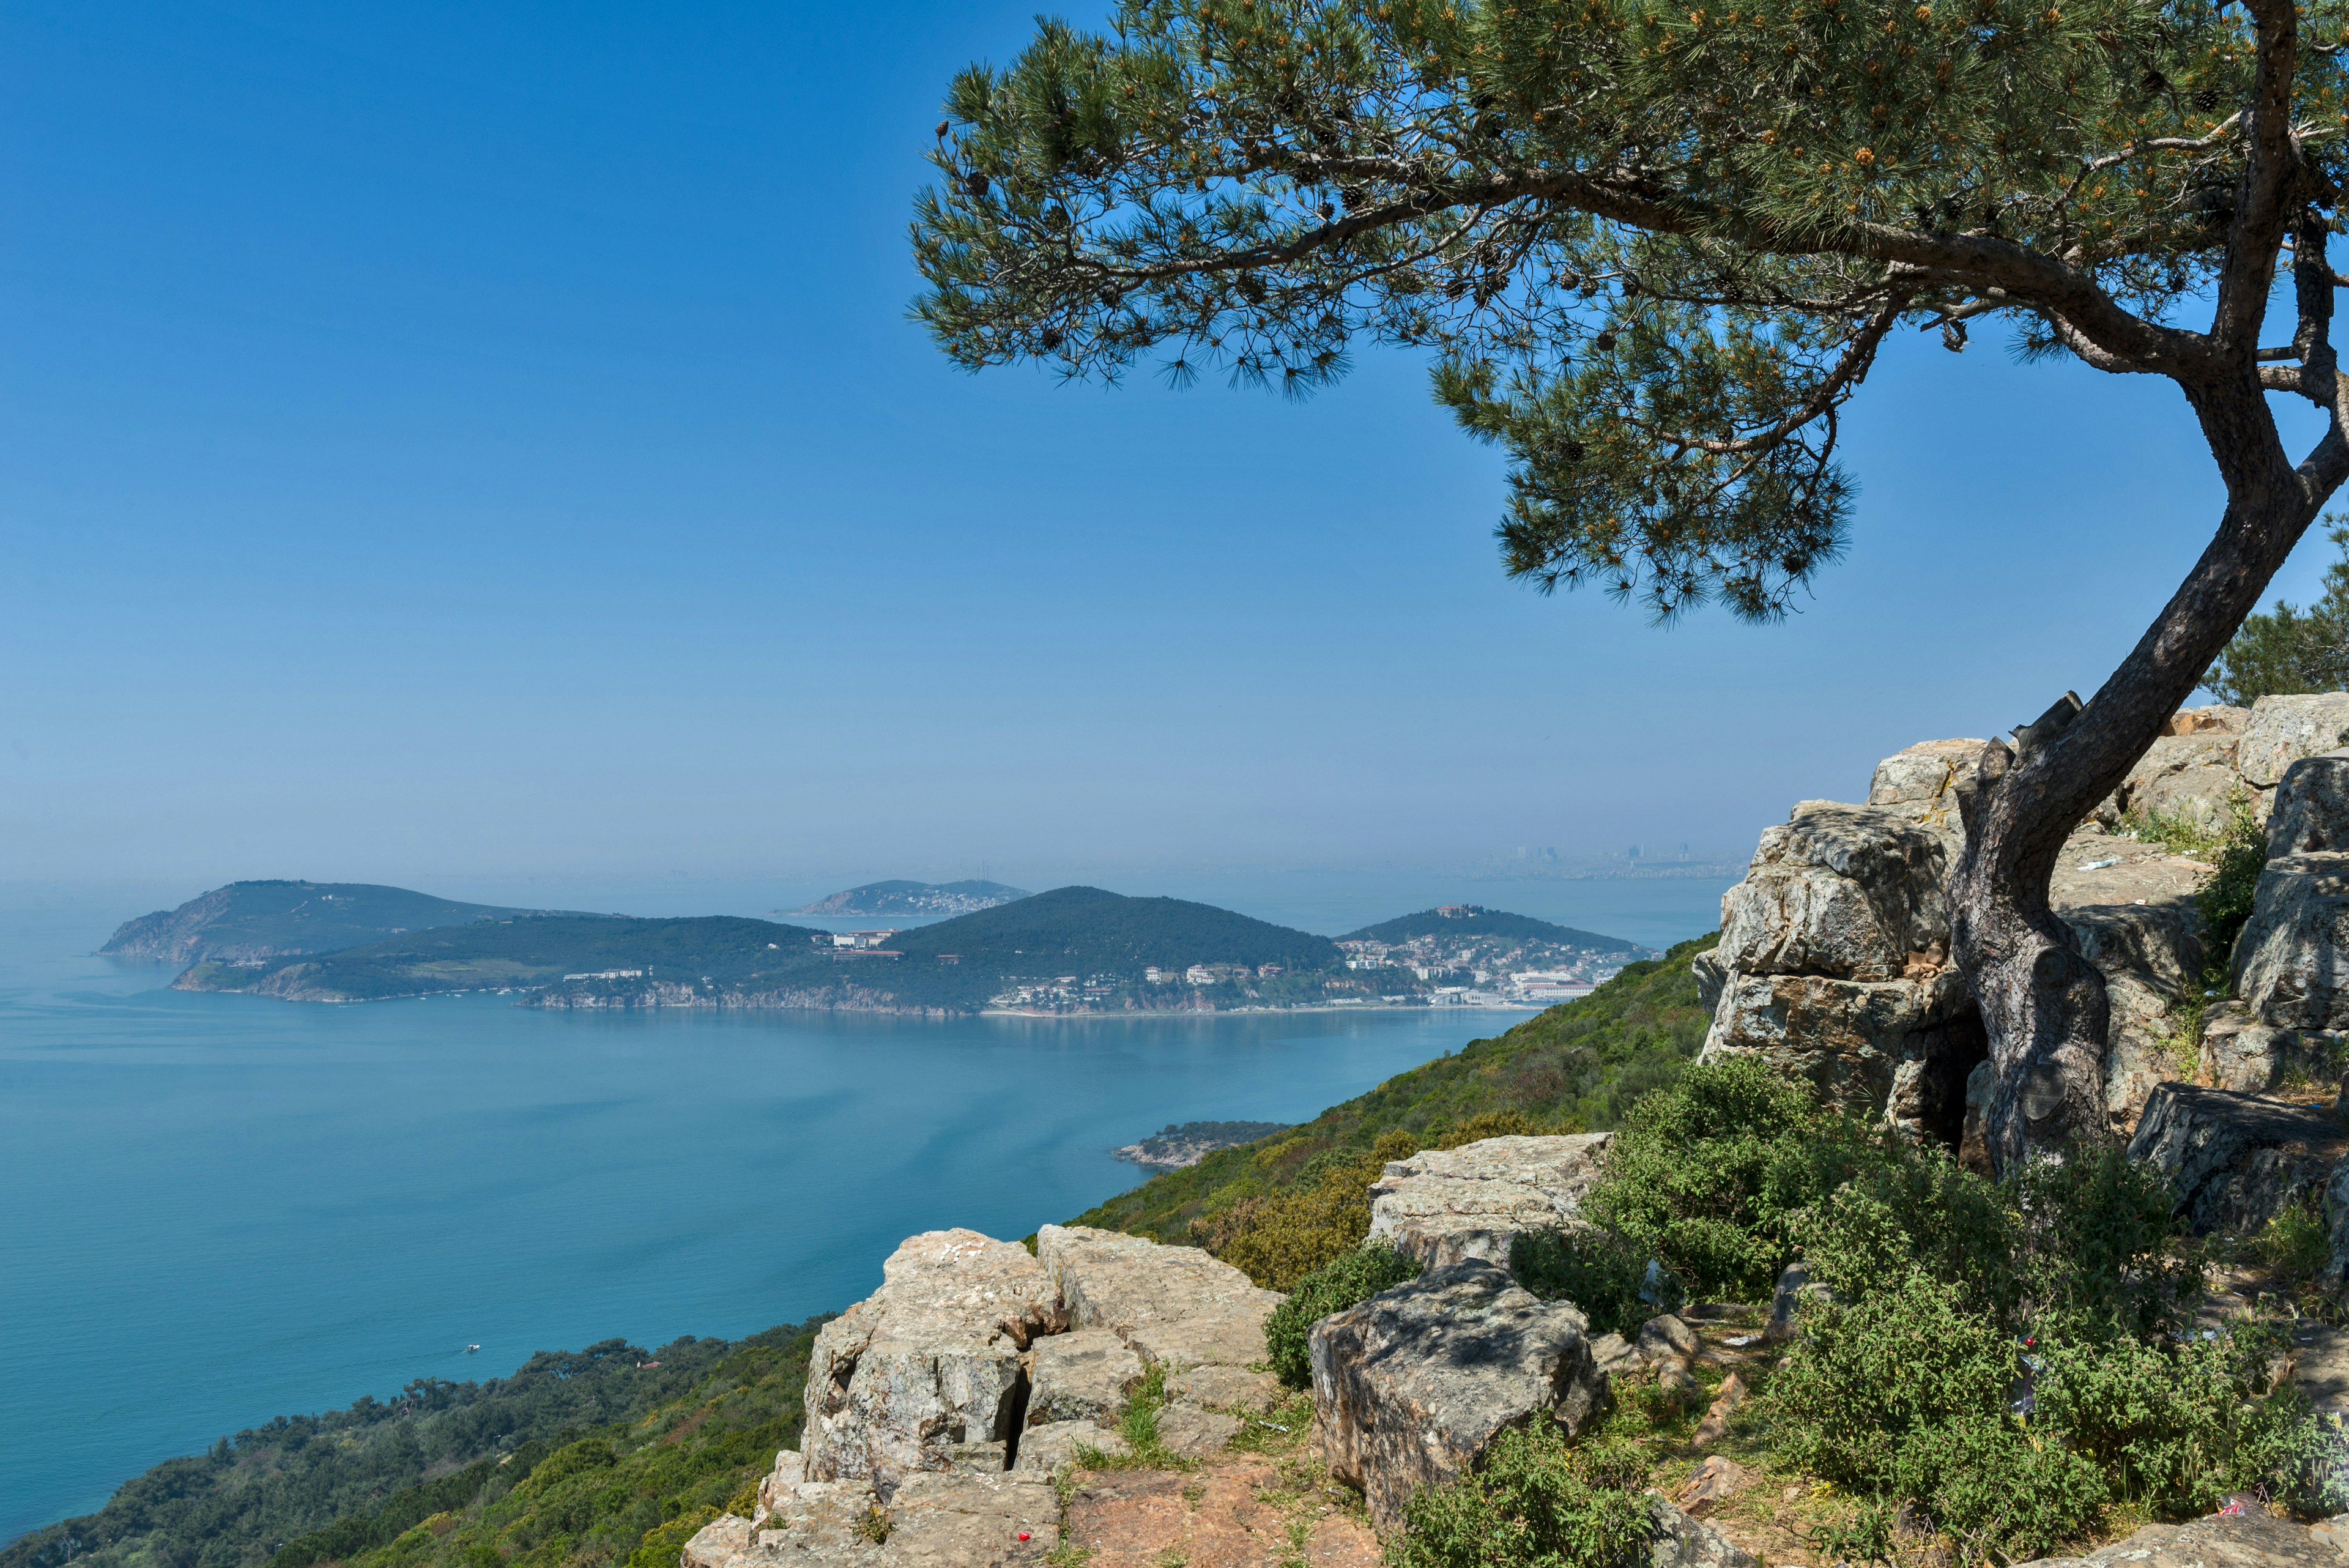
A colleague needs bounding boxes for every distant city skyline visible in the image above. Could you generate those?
[2,1,2328,891]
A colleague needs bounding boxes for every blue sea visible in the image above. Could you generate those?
[0,875,1731,1545]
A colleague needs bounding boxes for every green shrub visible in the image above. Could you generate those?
[1263,1243,1423,1388]
[1209,1130,1418,1290]
[2199,794,2271,968]
[2008,1148,2197,1342]
[1511,1225,1682,1336]
[1583,1054,1871,1299]
[2251,1203,2333,1286]
[1387,1425,1650,1568]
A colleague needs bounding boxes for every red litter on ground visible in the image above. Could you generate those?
[1017,1533,1030,1542]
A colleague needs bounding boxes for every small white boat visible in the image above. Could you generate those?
[466,1343,481,1353]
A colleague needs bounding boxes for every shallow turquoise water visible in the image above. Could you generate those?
[0,892,1660,1544]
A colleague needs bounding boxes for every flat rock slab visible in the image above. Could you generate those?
[696,1473,1061,1567]
[2127,1085,2347,1236]
[1169,1363,1280,1412]
[1036,1224,1282,1371]
[804,1230,1065,1492]
[1308,1257,1605,1532]
[1025,1327,1139,1427]
[2011,1507,2349,1568]
[1064,1456,1381,1568]
[1012,1421,1126,1474]
[1366,1133,1614,1269]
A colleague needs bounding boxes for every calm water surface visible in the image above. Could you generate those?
[0,877,1728,1542]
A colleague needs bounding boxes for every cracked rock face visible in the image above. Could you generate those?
[1308,1258,1605,1532]
[1034,1224,1280,1373]
[2126,1085,2347,1236]
[2240,693,2349,789]
[1716,804,1949,983]
[1866,737,1983,858]
[1365,1133,1615,1269]
[803,1229,1064,1495]
[2269,752,2349,858]
[2233,853,2349,1031]
[683,1470,1061,1568]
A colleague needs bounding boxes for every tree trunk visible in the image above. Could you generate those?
[1952,375,2324,1175]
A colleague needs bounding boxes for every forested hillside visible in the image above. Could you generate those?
[0,1329,823,1568]
[103,883,545,965]
[1068,934,1718,1245]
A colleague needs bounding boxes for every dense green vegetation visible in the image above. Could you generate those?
[177,916,819,1001]
[1340,906,1642,954]
[1070,935,1716,1248]
[1263,1244,1423,1388]
[1381,1060,2337,1567]
[883,885,1341,975]
[0,1332,812,1568]
[103,882,545,965]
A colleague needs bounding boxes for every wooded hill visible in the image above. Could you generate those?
[0,1328,823,1568]
[103,882,547,965]
[171,888,1359,1010]
[1339,905,1646,953]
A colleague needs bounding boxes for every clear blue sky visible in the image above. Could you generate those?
[1,1,2334,905]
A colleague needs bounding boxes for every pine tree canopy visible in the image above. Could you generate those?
[911,0,2349,620]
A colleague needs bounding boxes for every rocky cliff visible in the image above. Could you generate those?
[1696,693,2349,1153]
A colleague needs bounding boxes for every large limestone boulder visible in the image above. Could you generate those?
[1022,1328,1138,1429]
[804,1230,1065,1495]
[1866,738,1984,855]
[1308,1258,1606,1531]
[2059,888,2206,1131]
[2008,1507,2348,1568]
[2126,1085,2346,1236]
[2239,692,2349,789]
[1716,804,1948,981]
[2232,853,2349,1030]
[1033,1224,1280,1373]
[1366,1133,1614,1269]
[2271,751,2349,857]
[1704,968,1977,1131]
[2108,734,2247,835]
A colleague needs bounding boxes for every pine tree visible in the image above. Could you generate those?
[912,0,2349,1169]
[2207,523,2349,703]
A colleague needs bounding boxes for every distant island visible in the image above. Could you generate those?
[145,880,1650,1015]
[782,879,1030,918]
[1112,1120,1289,1170]
[101,880,550,964]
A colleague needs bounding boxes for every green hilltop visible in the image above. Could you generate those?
[1340,904,1646,953]
[102,881,547,965]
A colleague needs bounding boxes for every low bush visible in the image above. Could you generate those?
[1583,1054,1872,1299]
[1510,1225,1682,1336]
[1207,1129,1419,1290]
[1387,1425,1650,1568]
[1262,1243,1423,1388]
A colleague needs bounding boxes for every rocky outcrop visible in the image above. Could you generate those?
[1716,805,1949,981]
[2125,1085,2347,1236]
[1023,1328,1138,1429]
[683,1468,1061,1568]
[2240,693,2349,790]
[2269,752,2349,856]
[2233,854,2349,1031]
[1867,738,1983,856]
[804,1230,1065,1495]
[1365,1134,1614,1268]
[2104,733,2247,835]
[1034,1224,1280,1372]
[1308,1258,1606,1531]
[2008,1507,2349,1568]
[1644,1497,1762,1568]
